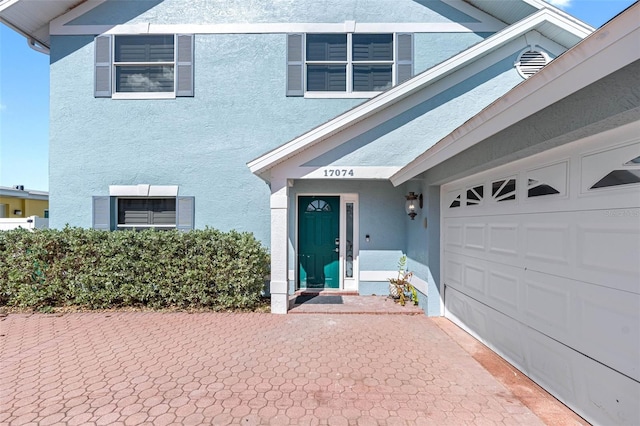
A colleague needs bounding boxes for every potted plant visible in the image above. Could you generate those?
[388,255,418,306]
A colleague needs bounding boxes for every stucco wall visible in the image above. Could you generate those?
[48,0,497,241]
[68,0,483,25]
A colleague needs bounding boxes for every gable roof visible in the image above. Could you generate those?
[248,8,592,180]
[390,1,640,186]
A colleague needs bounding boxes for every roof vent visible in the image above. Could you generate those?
[516,49,550,79]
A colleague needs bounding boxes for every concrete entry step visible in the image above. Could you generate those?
[289,293,424,315]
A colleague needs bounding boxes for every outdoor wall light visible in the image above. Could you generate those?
[405,192,423,220]
[14,209,23,215]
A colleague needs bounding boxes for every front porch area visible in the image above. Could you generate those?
[288,291,424,315]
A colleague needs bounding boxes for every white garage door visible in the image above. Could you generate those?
[441,123,640,426]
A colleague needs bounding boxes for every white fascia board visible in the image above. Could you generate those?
[248,9,590,177]
[524,0,594,32]
[390,4,639,186]
[50,21,506,36]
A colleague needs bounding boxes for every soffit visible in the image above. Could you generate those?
[0,0,87,48]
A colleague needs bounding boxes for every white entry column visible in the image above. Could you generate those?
[270,179,290,314]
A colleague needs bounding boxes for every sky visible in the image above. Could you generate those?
[0,0,637,192]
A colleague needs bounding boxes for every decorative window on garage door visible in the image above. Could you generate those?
[591,155,640,189]
[492,178,516,202]
[526,162,567,198]
[582,142,640,192]
[466,185,484,206]
[449,194,462,208]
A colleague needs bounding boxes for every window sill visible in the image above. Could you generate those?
[304,91,382,99]
[117,224,176,229]
[112,92,177,100]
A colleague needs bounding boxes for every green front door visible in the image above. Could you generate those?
[298,196,340,289]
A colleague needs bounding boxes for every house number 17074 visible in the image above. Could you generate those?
[323,169,354,177]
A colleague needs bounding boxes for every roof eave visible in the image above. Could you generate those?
[390,3,639,186]
[248,8,592,177]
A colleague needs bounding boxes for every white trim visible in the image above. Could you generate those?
[360,270,428,295]
[360,270,397,281]
[293,166,402,180]
[112,92,176,100]
[391,4,638,186]
[109,184,179,196]
[116,224,175,229]
[50,21,507,36]
[304,91,380,99]
[249,9,591,177]
[340,194,359,291]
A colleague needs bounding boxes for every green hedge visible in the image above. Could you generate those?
[0,227,270,311]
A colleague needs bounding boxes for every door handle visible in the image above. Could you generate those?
[334,247,339,253]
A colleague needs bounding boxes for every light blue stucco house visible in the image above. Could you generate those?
[2,1,639,424]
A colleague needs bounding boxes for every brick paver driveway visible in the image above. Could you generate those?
[0,313,583,425]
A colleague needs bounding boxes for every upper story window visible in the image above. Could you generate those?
[94,34,194,99]
[287,33,413,98]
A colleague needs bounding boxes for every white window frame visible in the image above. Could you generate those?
[304,33,396,98]
[112,34,177,100]
[115,197,177,230]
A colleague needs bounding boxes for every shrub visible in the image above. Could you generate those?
[0,227,270,311]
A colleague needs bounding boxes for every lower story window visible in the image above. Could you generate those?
[92,193,194,231]
[117,198,176,229]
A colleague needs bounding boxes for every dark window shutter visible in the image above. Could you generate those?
[396,33,413,85]
[92,196,113,230]
[286,33,304,96]
[176,196,195,231]
[176,34,194,97]
[94,35,112,97]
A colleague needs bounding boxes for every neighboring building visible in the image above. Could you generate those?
[1,1,638,424]
[0,185,48,219]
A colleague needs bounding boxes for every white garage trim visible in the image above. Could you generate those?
[441,122,640,425]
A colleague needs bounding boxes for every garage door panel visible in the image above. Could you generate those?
[523,276,571,338]
[444,258,463,288]
[578,354,640,426]
[464,223,486,251]
[487,223,519,257]
[447,288,640,426]
[447,212,639,293]
[578,223,640,283]
[443,129,640,425]
[577,286,640,381]
[523,223,571,265]
[525,325,577,400]
[523,269,639,382]
[444,223,463,249]
[488,270,519,312]
[487,307,527,368]
[445,252,522,319]
[463,263,485,298]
